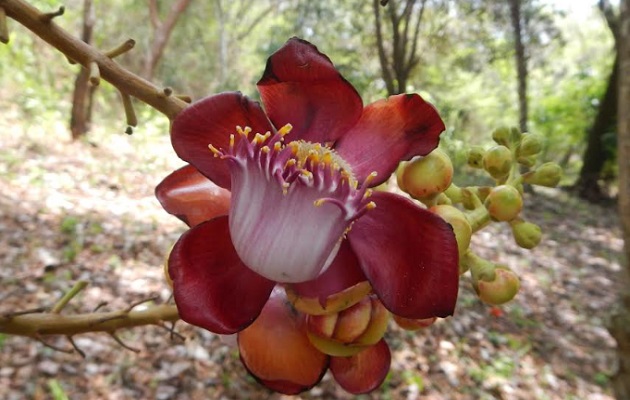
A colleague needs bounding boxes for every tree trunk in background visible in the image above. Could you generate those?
[575,1,619,201]
[508,0,528,133]
[575,56,618,201]
[373,0,426,95]
[69,0,95,140]
[142,0,192,81]
[610,0,630,397]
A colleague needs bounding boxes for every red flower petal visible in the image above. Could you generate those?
[168,216,275,334]
[238,288,329,395]
[329,339,391,394]
[348,192,459,319]
[335,94,446,186]
[155,164,230,227]
[289,241,367,302]
[257,37,363,144]
[170,92,274,189]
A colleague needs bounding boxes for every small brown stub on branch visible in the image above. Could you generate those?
[40,6,66,23]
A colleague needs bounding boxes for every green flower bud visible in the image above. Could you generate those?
[401,148,453,200]
[484,185,523,222]
[517,155,537,167]
[467,146,486,169]
[475,267,520,306]
[522,162,562,187]
[483,145,513,180]
[517,132,543,157]
[430,205,472,258]
[492,126,520,148]
[510,218,542,249]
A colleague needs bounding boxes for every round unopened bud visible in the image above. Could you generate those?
[395,162,408,192]
[510,218,542,249]
[430,205,472,257]
[492,126,521,148]
[475,267,520,305]
[522,162,562,187]
[485,185,523,221]
[467,146,486,169]
[401,148,453,200]
[517,155,537,167]
[518,132,543,157]
[483,145,513,180]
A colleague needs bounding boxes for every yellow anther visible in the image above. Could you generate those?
[322,152,333,164]
[236,126,252,137]
[282,182,290,195]
[229,134,235,148]
[278,124,293,137]
[274,142,282,152]
[261,146,270,154]
[300,170,313,179]
[366,201,377,210]
[253,132,271,144]
[285,159,297,168]
[208,144,221,157]
[313,199,326,207]
[364,171,378,186]
[363,189,373,199]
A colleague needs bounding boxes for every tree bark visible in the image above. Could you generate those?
[142,0,191,81]
[372,0,426,96]
[610,0,630,397]
[508,0,528,133]
[69,0,95,140]
[575,56,618,201]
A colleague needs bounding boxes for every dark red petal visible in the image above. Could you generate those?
[171,92,274,189]
[155,164,230,227]
[238,288,329,395]
[289,241,366,301]
[335,93,446,186]
[168,216,275,334]
[348,191,459,319]
[329,339,391,394]
[257,37,362,144]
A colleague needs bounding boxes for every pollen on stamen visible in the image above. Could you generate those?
[366,201,377,210]
[363,188,373,199]
[278,123,293,137]
[208,144,222,157]
[236,126,252,137]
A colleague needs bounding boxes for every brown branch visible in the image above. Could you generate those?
[0,304,180,337]
[1,0,188,120]
[373,0,395,95]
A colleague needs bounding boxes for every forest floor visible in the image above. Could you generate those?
[0,113,624,400]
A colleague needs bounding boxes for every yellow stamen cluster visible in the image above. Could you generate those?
[288,140,357,186]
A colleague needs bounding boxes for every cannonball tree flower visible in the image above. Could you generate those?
[156,37,459,337]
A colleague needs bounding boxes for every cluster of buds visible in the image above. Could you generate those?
[396,126,562,306]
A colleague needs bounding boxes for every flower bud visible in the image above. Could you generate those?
[522,162,562,187]
[306,295,390,357]
[484,185,522,222]
[483,145,513,180]
[475,267,520,305]
[401,148,453,200]
[492,126,520,148]
[393,315,436,331]
[510,218,542,249]
[517,155,537,167]
[517,132,543,157]
[467,146,486,169]
[429,205,472,257]
[395,162,407,192]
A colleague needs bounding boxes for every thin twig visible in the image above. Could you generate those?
[109,332,140,353]
[51,281,89,314]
